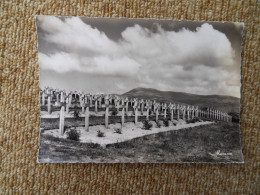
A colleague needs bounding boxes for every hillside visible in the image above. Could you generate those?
[121,87,240,114]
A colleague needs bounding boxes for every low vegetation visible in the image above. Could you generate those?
[186,117,201,124]
[97,130,105,137]
[114,128,122,134]
[163,119,170,127]
[66,128,80,141]
[143,120,153,130]
[156,121,161,128]
[111,110,118,116]
[73,110,80,119]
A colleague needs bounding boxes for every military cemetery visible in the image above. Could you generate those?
[36,16,243,163]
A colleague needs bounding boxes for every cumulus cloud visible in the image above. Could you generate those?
[39,52,81,73]
[37,16,240,97]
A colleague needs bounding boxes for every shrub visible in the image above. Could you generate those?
[66,129,80,141]
[114,128,122,134]
[167,111,171,117]
[228,112,239,123]
[111,110,118,116]
[163,119,170,127]
[156,121,161,128]
[64,125,70,133]
[143,120,153,130]
[172,122,177,126]
[186,118,200,124]
[73,110,80,119]
[97,130,105,137]
[149,110,153,115]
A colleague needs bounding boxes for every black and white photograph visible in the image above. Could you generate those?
[36,16,244,163]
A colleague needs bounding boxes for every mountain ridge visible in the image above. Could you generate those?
[121,87,240,113]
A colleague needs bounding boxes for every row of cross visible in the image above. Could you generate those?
[40,87,232,134]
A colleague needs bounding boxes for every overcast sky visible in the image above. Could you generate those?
[36,16,243,98]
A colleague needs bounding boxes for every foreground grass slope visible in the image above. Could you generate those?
[38,122,243,163]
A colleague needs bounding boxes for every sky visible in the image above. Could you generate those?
[36,16,244,98]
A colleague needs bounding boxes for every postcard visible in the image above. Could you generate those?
[36,16,244,163]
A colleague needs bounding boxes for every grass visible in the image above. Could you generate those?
[38,121,243,163]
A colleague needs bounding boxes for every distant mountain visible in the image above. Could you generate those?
[121,87,240,113]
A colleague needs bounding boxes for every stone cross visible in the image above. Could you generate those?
[46,88,52,114]
[68,92,72,107]
[65,92,70,114]
[168,103,174,121]
[145,101,152,120]
[59,91,65,135]
[121,98,125,109]
[98,96,102,108]
[182,105,186,120]
[54,90,60,106]
[209,108,212,118]
[177,104,180,120]
[207,107,210,118]
[115,98,120,112]
[93,95,99,114]
[84,98,90,131]
[163,103,167,119]
[155,103,160,122]
[130,98,133,107]
[191,106,195,119]
[187,105,191,120]
[41,90,45,106]
[195,106,199,118]
[133,99,139,124]
[125,97,129,113]
[104,95,110,129]
[89,95,93,107]
[81,95,85,113]
[153,100,157,113]
[140,99,144,114]
[121,103,125,126]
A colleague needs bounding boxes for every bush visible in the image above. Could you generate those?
[167,111,171,117]
[186,118,200,124]
[156,121,161,128]
[66,129,80,141]
[64,125,70,132]
[114,128,122,134]
[228,112,240,123]
[97,130,105,137]
[143,120,153,130]
[172,122,177,126]
[149,110,153,115]
[163,119,170,127]
[111,110,118,116]
[73,110,80,119]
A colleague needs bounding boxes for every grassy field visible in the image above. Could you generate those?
[38,121,243,163]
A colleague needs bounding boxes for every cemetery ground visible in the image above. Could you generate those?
[38,87,237,163]
[38,121,243,163]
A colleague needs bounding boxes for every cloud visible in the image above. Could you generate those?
[38,16,118,55]
[83,56,141,76]
[38,52,81,73]
[37,16,240,97]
